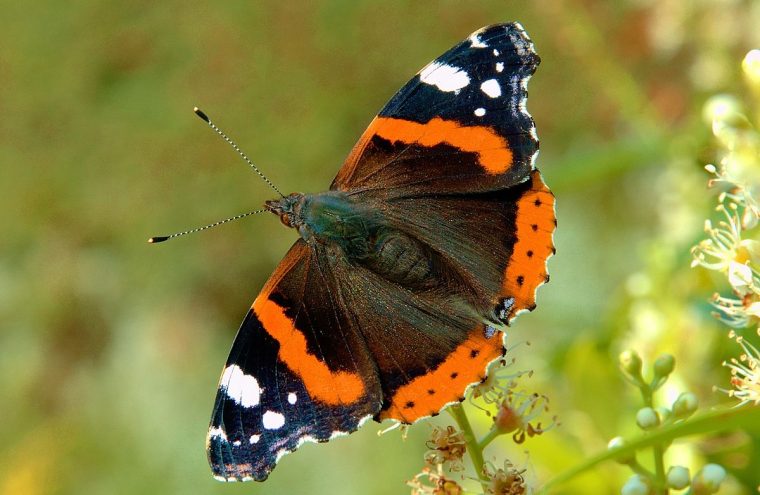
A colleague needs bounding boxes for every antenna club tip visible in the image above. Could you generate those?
[148,236,169,244]
[194,107,210,123]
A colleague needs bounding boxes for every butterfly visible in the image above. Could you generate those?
[205,22,554,482]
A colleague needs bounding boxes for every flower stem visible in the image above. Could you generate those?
[449,404,489,493]
[535,404,760,494]
[640,382,667,494]
[653,444,667,495]
[479,428,501,450]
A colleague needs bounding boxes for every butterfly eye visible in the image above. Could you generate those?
[280,214,292,227]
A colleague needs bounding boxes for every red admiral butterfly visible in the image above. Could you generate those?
[202,23,553,481]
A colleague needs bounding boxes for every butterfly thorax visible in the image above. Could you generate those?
[266,191,435,287]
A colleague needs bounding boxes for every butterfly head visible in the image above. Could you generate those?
[265,191,377,251]
[265,192,304,229]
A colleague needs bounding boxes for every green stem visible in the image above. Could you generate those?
[536,405,760,494]
[653,444,667,495]
[449,404,489,493]
[478,427,501,450]
[627,458,655,481]
[638,385,667,494]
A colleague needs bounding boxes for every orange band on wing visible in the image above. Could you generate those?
[502,171,555,314]
[373,116,513,174]
[377,328,504,423]
[253,296,366,406]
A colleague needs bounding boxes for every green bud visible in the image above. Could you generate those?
[619,350,643,378]
[672,392,698,419]
[692,463,727,494]
[621,475,649,495]
[666,465,690,490]
[653,354,675,379]
[607,436,634,464]
[635,407,660,430]
[655,406,672,424]
[607,436,626,449]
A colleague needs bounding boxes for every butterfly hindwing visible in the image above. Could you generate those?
[330,256,507,423]
[331,172,553,424]
[378,170,555,325]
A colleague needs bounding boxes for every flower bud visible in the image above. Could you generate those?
[653,354,675,379]
[666,465,690,490]
[440,479,463,495]
[702,94,742,126]
[621,474,649,495]
[691,463,727,494]
[742,209,758,229]
[743,49,760,86]
[672,392,698,419]
[655,407,672,424]
[607,436,625,449]
[635,407,660,430]
[494,401,522,434]
[620,350,643,379]
[607,436,634,464]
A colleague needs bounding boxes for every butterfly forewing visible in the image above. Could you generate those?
[332,23,540,196]
[207,241,382,481]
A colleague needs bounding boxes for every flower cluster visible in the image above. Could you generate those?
[408,464,464,495]
[409,425,467,495]
[620,464,727,495]
[482,460,527,495]
[611,350,730,494]
[721,330,760,405]
[408,357,553,494]
[690,49,760,404]
[424,426,467,472]
[691,165,760,330]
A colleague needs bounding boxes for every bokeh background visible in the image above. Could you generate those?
[3,1,760,494]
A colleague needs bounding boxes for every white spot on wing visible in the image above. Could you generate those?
[208,426,228,442]
[469,32,487,48]
[480,79,502,98]
[474,108,486,117]
[233,440,241,447]
[496,62,504,73]
[249,434,260,444]
[493,49,500,56]
[419,62,470,92]
[221,364,261,408]
[287,392,297,405]
[262,410,285,430]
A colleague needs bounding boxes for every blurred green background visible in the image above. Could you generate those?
[3,1,760,494]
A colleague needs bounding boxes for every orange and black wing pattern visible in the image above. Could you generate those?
[207,241,382,481]
[358,171,554,424]
[332,23,540,197]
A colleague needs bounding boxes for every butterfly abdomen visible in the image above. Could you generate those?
[360,230,437,288]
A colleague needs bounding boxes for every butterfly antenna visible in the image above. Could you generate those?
[193,107,285,198]
[148,208,268,244]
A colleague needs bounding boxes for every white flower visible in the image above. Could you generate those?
[727,261,753,294]
[722,332,760,405]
